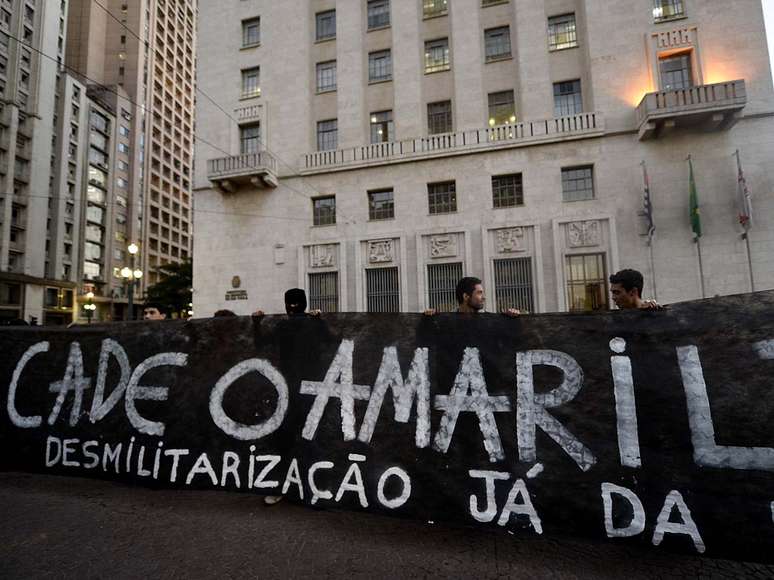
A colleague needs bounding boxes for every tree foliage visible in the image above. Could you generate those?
[144,260,192,318]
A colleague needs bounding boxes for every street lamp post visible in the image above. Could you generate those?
[84,291,96,324]
[121,243,143,321]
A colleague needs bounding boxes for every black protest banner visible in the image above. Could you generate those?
[1,291,774,562]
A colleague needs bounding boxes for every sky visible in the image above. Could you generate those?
[766,0,774,85]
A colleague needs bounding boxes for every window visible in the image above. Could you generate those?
[84,261,102,280]
[561,165,594,201]
[116,177,128,189]
[427,100,452,134]
[87,185,106,204]
[87,205,104,224]
[85,242,102,262]
[317,119,338,151]
[316,60,337,92]
[553,80,582,116]
[241,67,260,98]
[548,14,578,51]
[118,160,129,171]
[427,262,462,312]
[370,110,394,143]
[366,267,400,312]
[488,90,515,126]
[424,38,450,73]
[368,50,392,82]
[316,10,336,41]
[89,148,108,168]
[118,143,130,153]
[494,257,534,312]
[242,17,260,47]
[367,0,390,29]
[565,253,608,311]
[85,225,103,244]
[492,173,523,208]
[428,181,456,214]
[119,125,130,136]
[240,123,261,154]
[659,53,692,90]
[653,0,684,22]
[423,0,448,18]
[368,189,394,220]
[309,272,339,312]
[485,26,511,61]
[482,0,508,5]
[88,167,107,188]
[313,196,336,226]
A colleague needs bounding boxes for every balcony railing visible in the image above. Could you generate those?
[636,80,746,140]
[207,151,278,190]
[303,112,603,174]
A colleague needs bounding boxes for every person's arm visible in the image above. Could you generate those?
[308,309,322,317]
[639,300,665,311]
[501,308,521,317]
[423,308,437,316]
[252,309,265,317]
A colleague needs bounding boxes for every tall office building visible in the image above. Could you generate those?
[0,0,78,324]
[202,1,770,315]
[65,0,196,320]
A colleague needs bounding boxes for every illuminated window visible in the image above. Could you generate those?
[424,38,450,73]
[565,253,608,311]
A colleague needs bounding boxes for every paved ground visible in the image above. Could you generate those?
[1,472,772,579]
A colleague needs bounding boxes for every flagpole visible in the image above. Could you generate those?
[735,149,756,292]
[641,161,658,301]
[687,155,706,298]
[695,235,706,298]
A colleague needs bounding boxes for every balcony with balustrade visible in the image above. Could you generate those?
[207,150,279,191]
[636,80,746,140]
[302,112,604,174]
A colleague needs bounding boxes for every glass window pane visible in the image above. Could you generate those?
[316,60,337,92]
[485,26,511,60]
[427,100,452,134]
[367,0,390,29]
[316,10,336,41]
[428,181,457,214]
[487,90,515,125]
[424,38,450,73]
[313,196,336,226]
[553,79,582,116]
[368,189,395,220]
[548,13,578,51]
[368,50,392,82]
[317,119,338,151]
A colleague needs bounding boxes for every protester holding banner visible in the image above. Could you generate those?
[143,304,167,320]
[425,277,520,316]
[609,269,661,310]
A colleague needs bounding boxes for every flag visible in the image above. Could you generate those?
[735,150,753,233]
[688,157,702,239]
[641,161,655,240]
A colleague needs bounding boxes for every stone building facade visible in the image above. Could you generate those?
[193,0,774,316]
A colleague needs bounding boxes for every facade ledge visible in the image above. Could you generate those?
[207,151,279,191]
[636,80,747,140]
[301,112,604,175]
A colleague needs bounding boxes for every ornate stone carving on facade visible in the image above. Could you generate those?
[656,27,692,50]
[309,244,336,268]
[368,239,394,264]
[429,235,458,258]
[567,220,602,248]
[495,228,525,253]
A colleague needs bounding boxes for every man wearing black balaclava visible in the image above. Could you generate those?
[253,288,320,506]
